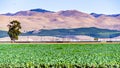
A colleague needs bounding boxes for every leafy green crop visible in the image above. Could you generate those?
[0,43,119,67]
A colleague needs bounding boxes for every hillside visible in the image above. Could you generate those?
[0,27,120,39]
[0,30,8,38]
[23,27,120,38]
[0,8,120,32]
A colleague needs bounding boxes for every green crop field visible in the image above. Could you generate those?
[0,43,120,68]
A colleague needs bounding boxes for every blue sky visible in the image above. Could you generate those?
[0,0,120,14]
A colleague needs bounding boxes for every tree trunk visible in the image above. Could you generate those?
[11,39,15,43]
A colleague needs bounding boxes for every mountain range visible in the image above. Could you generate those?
[3,8,53,16]
[0,8,120,39]
[1,8,120,31]
[23,27,120,38]
[1,27,120,38]
[3,8,120,17]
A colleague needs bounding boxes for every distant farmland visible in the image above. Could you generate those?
[0,43,120,67]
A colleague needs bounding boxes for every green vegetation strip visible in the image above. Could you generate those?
[0,44,120,67]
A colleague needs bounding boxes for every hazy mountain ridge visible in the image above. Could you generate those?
[0,27,120,38]
[2,8,53,16]
[0,30,8,38]
[3,8,120,17]
[0,8,120,32]
[30,8,54,13]
[24,27,120,38]
[90,13,120,18]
